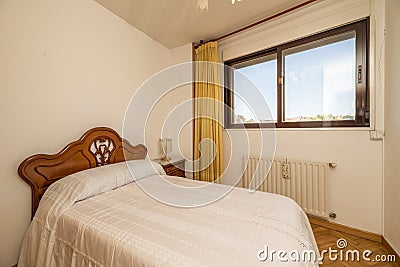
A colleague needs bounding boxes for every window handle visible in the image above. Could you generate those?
[358,65,362,84]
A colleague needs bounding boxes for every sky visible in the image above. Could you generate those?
[233,35,356,122]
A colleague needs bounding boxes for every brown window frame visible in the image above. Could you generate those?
[224,18,370,129]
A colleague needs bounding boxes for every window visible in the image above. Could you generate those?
[224,19,369,128]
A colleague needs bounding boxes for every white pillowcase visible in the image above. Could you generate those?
[126,159,166,181]
[36,159,166,226]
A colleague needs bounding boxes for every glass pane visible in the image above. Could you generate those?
[283,32,356,122]
[232,54,277,123]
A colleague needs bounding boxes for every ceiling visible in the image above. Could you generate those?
[94,0,308,49]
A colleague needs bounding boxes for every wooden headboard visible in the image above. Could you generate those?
[18,127,147,218]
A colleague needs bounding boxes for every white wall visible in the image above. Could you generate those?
[220,0,385,234]
[168,44,194,177]
[383,0,400,255]
[0,0,192,266]
[145,43,194,176]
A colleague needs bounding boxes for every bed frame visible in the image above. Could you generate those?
[18,127,147,218]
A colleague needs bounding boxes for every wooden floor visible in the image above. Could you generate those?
[311,224,399,267]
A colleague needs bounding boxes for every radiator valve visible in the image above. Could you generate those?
[329,162,337,168]
[329,212,337,219]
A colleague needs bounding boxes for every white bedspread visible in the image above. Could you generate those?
[19,162,319,267]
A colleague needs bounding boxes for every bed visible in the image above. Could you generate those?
[18,127,319,267]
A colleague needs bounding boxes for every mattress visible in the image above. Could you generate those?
[18,161,319,267]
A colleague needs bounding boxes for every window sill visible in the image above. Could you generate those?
[223,126,373,132]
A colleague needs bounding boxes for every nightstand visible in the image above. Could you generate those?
[153,158,186,178]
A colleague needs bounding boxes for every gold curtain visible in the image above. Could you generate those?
[194,41,223,183]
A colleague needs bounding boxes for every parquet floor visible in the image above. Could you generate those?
[311,224,399,267]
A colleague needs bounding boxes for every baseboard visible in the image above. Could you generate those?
[308,215,382,243]
[382,237,399,263]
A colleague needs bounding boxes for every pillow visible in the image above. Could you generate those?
[126,159,166,181]
[35,160,166,227]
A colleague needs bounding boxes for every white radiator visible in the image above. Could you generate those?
[243,157,331,218]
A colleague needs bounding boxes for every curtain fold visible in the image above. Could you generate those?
[194,41,223,183]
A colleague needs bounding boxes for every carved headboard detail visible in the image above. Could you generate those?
[18,127,147,218]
